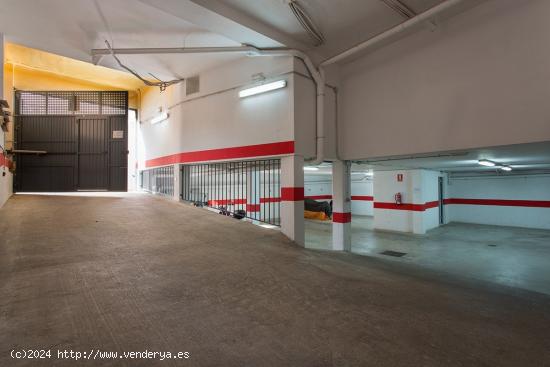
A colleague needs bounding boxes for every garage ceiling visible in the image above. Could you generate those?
[0,0,475,83]
[200,0,446,59]
[0,0,244,80]
[355,142,550,174]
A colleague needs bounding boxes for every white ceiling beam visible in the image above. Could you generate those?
[188,0,312,52]
[137,0,290,49]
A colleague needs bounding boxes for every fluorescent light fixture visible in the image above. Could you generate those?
[500,166,512,171]
[303,166,319,171]
[478,159,496,167]
[150,112,169,125]
[239,80,287,98]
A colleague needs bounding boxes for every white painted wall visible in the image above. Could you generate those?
[448,175,550,230]
[127,109,138,191]
[340,0,550,159]
[139,56,301,167]
[293,59,338,161]
[304,173,331,200]
[351,177,373,216]
[374,170,422,233]
[373,170,445,234]
[304,172,373,215]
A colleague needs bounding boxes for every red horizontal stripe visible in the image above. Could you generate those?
[260,197,281,203]
[351,195,373,201]
[333,212,352,223]
[208,198,246,206]
[301,195,375,201]
[267,194,374,201]
[281,187,304,201]
[374,201,440,212]
[424,200,439,209]
[146,141,294,167]
[374,202,427,212]
[445,198,550,208]
[246,204,261,212]
[305,195,332,200]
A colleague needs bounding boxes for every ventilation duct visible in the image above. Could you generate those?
[186,76,200,95]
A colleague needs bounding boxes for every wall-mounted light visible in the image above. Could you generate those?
[239,80,287,98]
[478,159,496,167]
[303,166,319,171]
[500,166,512,171]
[150,112,169,125]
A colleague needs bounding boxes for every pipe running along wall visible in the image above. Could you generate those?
[94,0,465,166]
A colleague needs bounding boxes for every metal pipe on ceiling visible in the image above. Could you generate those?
[321,0,465,66]
[381,0,416,19]
[90,0,466,165]
[248,48,325,166]
[91,46,263,57]
[92,43,327,165]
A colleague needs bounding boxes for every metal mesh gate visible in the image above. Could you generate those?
[181,159,281,226]
[16,91,128,116]
[140,166,174,197]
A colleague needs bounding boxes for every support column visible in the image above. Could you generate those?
[332,160,352,251]
[280,155,305,246]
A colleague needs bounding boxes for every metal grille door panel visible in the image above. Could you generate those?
[78,118,108,190]
[140,166,174,197]
[16,116,77,192]
[14,91,128,192]
[180,159,281,226]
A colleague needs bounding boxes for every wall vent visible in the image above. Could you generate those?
[186,76,200,96]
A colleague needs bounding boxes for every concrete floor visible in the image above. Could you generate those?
[306,216,550,295]
[1,194,550,366]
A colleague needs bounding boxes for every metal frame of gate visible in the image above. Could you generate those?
[180,159,281,226]
[13,91,128,192]
[140,165,175,197]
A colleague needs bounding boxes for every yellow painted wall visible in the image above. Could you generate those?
[3,43,142,148]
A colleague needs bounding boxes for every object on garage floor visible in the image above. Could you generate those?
[304,198,332,219]
[304,210,329,220]
[233,210,246,220]
[380,250,407,257]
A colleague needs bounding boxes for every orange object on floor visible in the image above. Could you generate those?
[304,210,328,221]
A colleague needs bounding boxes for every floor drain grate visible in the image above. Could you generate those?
[380,250,407,257]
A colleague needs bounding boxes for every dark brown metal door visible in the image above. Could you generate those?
[108,116,128,191]
[15,115,77,192]
[77,118,108,190]
[14,91,128,192]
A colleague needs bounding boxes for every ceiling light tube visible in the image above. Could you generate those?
[500,166,512,171]
[151,112,169,125]
[303,166,319,171]
[239,80,287,98]
[478,159,496,167]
